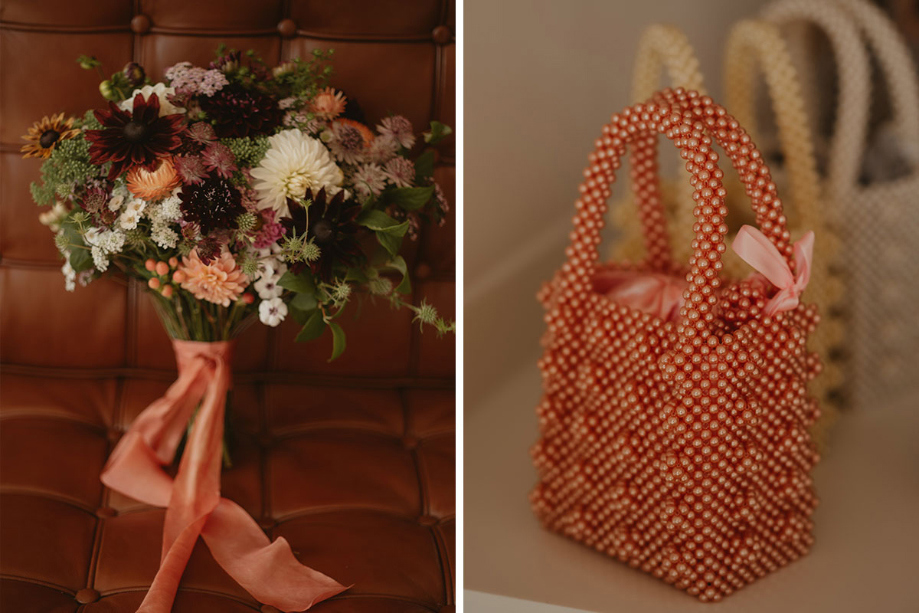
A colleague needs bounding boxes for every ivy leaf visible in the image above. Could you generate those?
[381,186,434,211]
[414,150,435,182]
[424,121,452,145]
[385,255,411,294]
[329,322,346,362]
[278,270,316,294]
[295,309,326,342]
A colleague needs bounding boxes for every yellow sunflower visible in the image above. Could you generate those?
[21,113,81,159]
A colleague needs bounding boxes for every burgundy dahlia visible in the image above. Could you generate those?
[281,188,362,281]
[85,94,185,181]
[198,84,282,138]
[179,177,245,235]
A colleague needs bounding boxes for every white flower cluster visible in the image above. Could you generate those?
[254,249,288,327]
[61,252,76,292]
[147,189,183,249]
[84,227,125,273]
[119,198,146,230]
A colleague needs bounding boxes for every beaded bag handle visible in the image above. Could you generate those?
[631,25,707,103]
[567,88,794,343]
[724,20,821,232]
[760,0,919,192]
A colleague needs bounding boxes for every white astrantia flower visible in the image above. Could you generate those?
[83,227,102,247]
[118,83,185,117]
[259,297,288,327]
[250,129,343,217]
[350,163,387,200]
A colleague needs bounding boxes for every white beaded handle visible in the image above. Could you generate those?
[760,0,872,193]
[724,20,821,230]
[631,25,707,103]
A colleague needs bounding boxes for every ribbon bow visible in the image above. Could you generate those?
[596,270,688,322]
[101,340,346,612]
[731,225,814,317]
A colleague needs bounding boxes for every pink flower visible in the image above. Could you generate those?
[187,122,216,145]
[178,248,249,306]
[377,115,415,149]
[252,209,285,249]
[369,134,398,164]
[174,155,208,185]
[383,156,415,188]
[351,163,387,200]
[329,119,373,165]
[201,142,237,179]
[310,87,347,120]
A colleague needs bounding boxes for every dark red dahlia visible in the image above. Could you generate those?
[84,93,185,181]
[199,84,282,138]
[281,188,363,281]
[179,177,245,235]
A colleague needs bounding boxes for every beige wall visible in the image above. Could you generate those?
[465,0,769,406]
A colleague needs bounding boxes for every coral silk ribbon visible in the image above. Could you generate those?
[101,340,346,612]
[732,225,815,317]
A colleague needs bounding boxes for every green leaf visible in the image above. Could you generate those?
[414,150,435,182]
[424,121,452,144]
[289,292,319,324]
[328,322,346,362]
[356,210,408,234]
[295,309,326,342]
[376,230,404,257]
[382,186,434,212]
[69,248,93,273]
[385,255,411,294]
[345,267,370,284]
[278,270,316,294]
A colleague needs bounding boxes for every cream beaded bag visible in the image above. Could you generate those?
[614,24,843,441]
[756,0,919,409]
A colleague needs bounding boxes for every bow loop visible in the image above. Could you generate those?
[731,225,815,317]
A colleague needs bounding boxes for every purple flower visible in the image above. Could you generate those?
[174,155,208,185]
[201,142,237,179]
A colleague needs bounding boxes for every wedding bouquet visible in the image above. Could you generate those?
[23,47,453,355]
[19,48,454,612]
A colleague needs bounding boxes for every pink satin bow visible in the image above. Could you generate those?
[731,225,815,317]
[596,270,688,322]
[101,340,346,612]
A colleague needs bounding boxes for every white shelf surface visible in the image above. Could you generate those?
[466,363,919,613]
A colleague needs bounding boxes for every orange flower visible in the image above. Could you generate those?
[334,118,374,147]
[127,157,182,201]
[178,249,249,307]
[310,87,347,120]
[21,113,81,159]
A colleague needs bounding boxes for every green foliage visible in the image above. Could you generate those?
[424,121,452,144]
[224,136,270,169]
[30,135,99,205]
[79,109,102,131]
[272,48,335,99]
[381,185,435,211]
[414,150,435,182]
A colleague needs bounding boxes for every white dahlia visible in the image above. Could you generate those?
[250,129,343,217]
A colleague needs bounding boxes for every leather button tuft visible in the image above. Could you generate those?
[131,14,151,34]
[75,589,100,604]
[261,606,280,613]
[277,18,297,38]
[432,25,452,44]
[415,263,432,280]
[95,506,117,519]
[418,514,438,527]
[402,434,419,450]
[107,429,122,443]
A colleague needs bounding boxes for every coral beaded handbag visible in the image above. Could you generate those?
[531,88,821,602]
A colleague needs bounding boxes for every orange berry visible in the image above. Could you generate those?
[148,277,161,290]
[172,270,186,283]
[155,261,169,276]
[168,257,178,268]
[161,285,174,298]
[242,293,255,305]
[144,258,156,271]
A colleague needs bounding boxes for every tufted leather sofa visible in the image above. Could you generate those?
[0,1,455,611]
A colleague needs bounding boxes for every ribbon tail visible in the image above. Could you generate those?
[101,359,211,507]
[136,516,208,613]
[202,500,349,611]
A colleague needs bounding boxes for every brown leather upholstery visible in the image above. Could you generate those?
[0,2,455,611]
